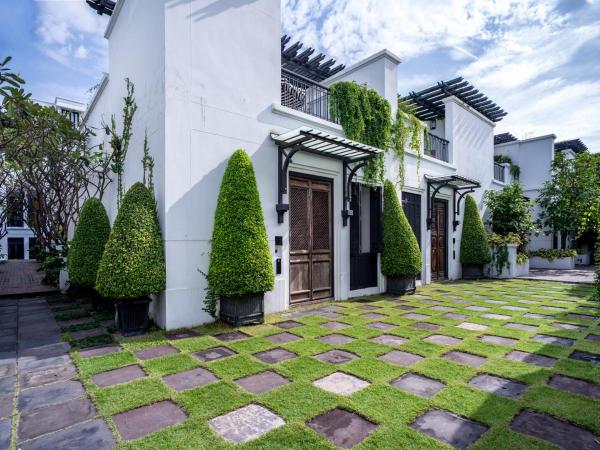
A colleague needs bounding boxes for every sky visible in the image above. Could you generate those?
[1,0,599,150]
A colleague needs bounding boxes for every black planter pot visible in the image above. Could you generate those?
[66,285,92,300]
[462,264,484,280]
[116,297,151,336]
[219,293,264,326]
[387,276,416,295]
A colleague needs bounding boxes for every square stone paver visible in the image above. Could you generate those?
[504,322,538,332]
[411,322,441,330]
[411,409,489,449]
[313,372,370,396]
[553,322,588,332]
[254,348,297,364]
[518,299,540,304]
[524,313,553,320]
[541,306,565,312]
[379,350,423,366]
[307,408,377,449]
[193,346,236,362]
[18,396,96,441]
[79,345,121,358]
[457,322,488,331]
[533,334,575,347]
[569,350,600,366]
[165,330,200,340]
[0,376,13,396]
[235,371,289,394]
[501,306,527,311]
[0,417,10,449]
[481,313,511,320]
[402,313,430,320]
[361,313,388,320]
[423,334,463,346]
[70,327,106,340]
[113,400,187,440]
[391,373,444,398]
[468,374,527,398]
[369,334,407,346]
[92,365,146,387]
[485,300,507,305]
[321,321,350,330]
[505,350,557,368]
[444,313,469,320]
[567,313,596,321]
[466,306,489,312]
[209,404,284,444]
[314,349,359,365]
[265,332,301,344]
[18,380,85,413]
[442,351,486,367]
[586,334,600,342]
[357,305,379,311]
[274,320,303,329]
[162,367,218,392]
[479,335,518,346]
[18,419,114,450]
[366,322,395,330]
[0,394,12,417]
[511,410,598,450]
[214,331,250,342]
[548,375,600,400]
[18,363,77,389]
[395,305,417,311]
[430,306,454,312]
[319,334,354,345]
[135,344,179,360]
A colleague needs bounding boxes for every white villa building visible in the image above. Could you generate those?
[83,0,514,330]
[0,97,86,260]
[493,133,588,250]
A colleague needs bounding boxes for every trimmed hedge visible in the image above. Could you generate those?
[460,195,491,265]
[208,149,274,296]
[381,180,422,277]
[68,198,110,288]
[96,182,166,299]
[527,248,577,260]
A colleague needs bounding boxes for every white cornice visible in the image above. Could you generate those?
[82,73,109,124]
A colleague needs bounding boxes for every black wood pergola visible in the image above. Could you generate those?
[425,175,481,233]
[86,0,115,15]
[555,139,588,153]
[494,132,517,145]
[281,35,345,82]
[400,77,507,123]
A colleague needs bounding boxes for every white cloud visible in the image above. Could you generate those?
[35,0,107,74]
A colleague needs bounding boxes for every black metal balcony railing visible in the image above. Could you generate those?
[281,69,337,123]
[425,132,449,162]
[494,162,505,182]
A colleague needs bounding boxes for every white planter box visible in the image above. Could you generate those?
[486,243,521,279]
[515,259,529,276]
[575,253,591,265]
[529,256,575,270]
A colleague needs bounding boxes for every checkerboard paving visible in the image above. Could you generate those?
[69,279,599,448]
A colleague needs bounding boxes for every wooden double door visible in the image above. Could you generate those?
[430,199,447,281]
[289,176,333,304]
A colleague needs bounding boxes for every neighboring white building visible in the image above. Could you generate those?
[0,97,86,260]
[493,133,588,250]
[83,0,509,330]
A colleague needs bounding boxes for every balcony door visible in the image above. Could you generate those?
[430,199,447,281]
[289,175,333,304]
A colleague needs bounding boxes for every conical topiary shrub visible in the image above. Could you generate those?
[208,149,274,325]
[382,180,422,294]
[460,194,491,279]
[96,182,165,334]
[68,198,110,292]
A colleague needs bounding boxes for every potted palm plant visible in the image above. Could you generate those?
[208,149,274,326]
[95,183,166,335]
[382,180,422,294]
[460,195,491,279]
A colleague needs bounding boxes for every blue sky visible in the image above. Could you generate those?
[1,0,599,150]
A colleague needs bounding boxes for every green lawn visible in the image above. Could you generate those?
[68,279,599,449]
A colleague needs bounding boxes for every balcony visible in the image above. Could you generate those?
[494,162,505,182]
[280,69,337,123]
[425,132,449,162]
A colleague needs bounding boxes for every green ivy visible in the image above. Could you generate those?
[527,248,577,261]
[207,149,274,297]
[460,195,491,265]
[381,180,422,277]
[68,198,110,288]
[516,253,529,265]
[96,183,166,299]
[488,232,522,275]
[494,154,521,179]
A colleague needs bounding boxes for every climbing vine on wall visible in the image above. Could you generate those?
[494,154,520,179]
[141,130,155,193]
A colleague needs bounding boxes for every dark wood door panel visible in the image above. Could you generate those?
[431,199,447,281]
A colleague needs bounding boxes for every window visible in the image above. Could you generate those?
[6,194,24,227]
[62,109,80,126]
